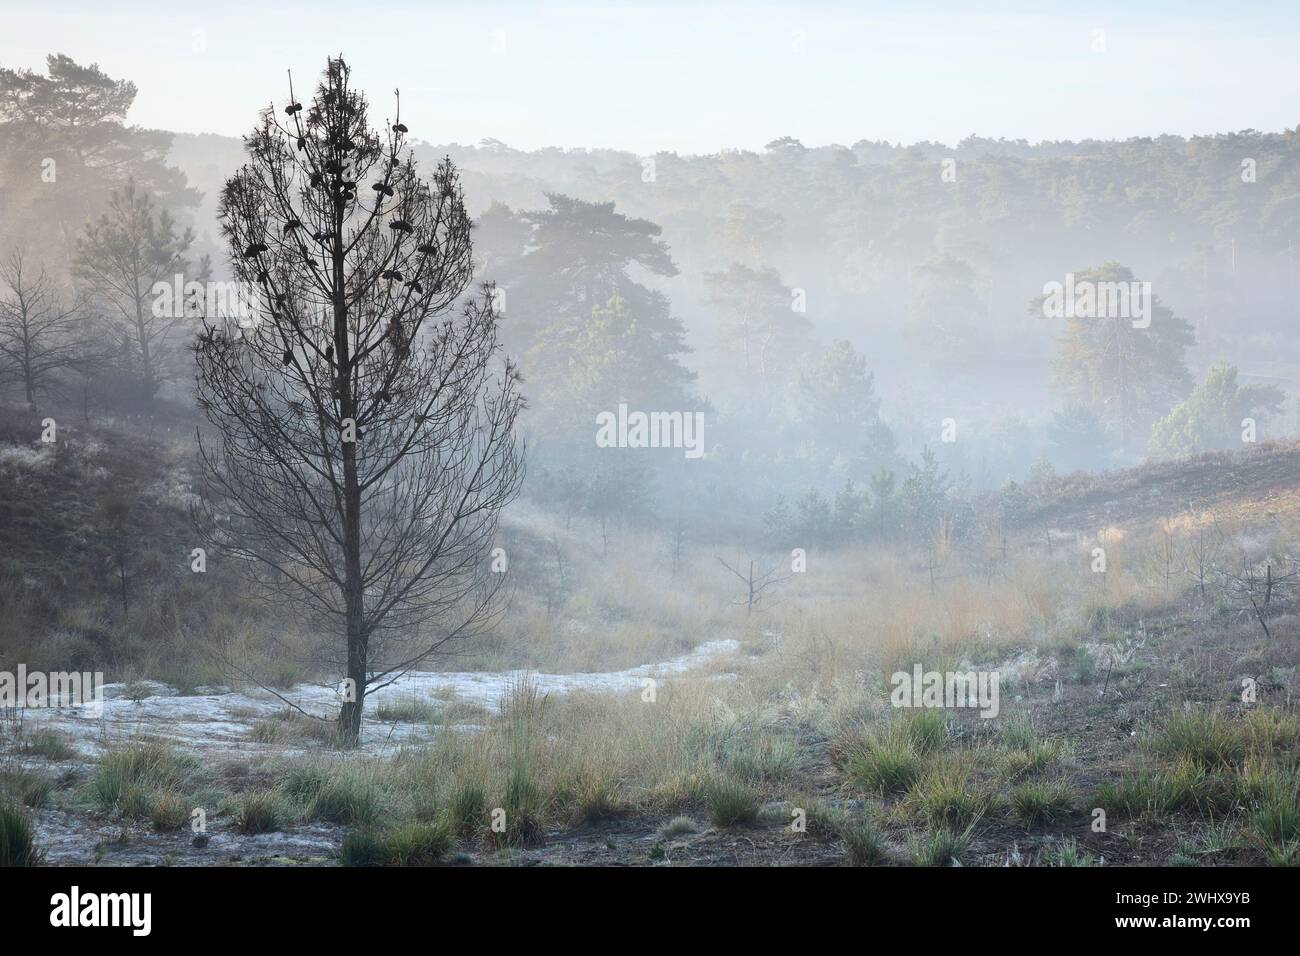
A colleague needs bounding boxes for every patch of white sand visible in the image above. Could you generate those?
[10,639,740,757]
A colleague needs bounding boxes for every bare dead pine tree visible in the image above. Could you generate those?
[1216,558,1299,641]
[1181,514,1224,602]
[716,554,791,614]
[0,249,87,408]
[192,57,524,743]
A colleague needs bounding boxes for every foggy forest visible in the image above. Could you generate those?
[1,3,1299,912]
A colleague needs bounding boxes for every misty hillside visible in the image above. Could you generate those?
[162,126,1300,492]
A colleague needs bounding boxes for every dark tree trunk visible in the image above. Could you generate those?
[334,203,368,746]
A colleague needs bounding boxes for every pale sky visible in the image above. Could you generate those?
[2,1,1296,153]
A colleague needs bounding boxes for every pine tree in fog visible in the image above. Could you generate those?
[193,57,524,743]
[74,180,194,404]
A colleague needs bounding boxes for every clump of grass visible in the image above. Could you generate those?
[909,825,974,866]
[247,721,294,745]
[839,815,887,865]
[0,801,39,867]
[658,815,700,839]
[999,740,1064,779]
[150,790,190,832]
[1095,759,1233,820]
[21,730,75,761]
[1195,819,1244,857]
[1041,838,1099,867]
[1148,710,1247,769]
[998,711,1040,751]
[1,768,54,809]
[448,782,486,837]
[896,709,952,756]
[490,675,547,846]
[566,769,621,824]
[841,708,954,796]
[312,769,382,826]
[1010,780,1072,826]
[119,785,153,820]
[90,740,197,813]
[911,760,988,829]
[725,733,797,784]
[1250,794,1300,865]
[1024,739,1064,772]
[1243,709,1300,755]
[279,763,328,806]
[384,818,453,865]
[374,697,437,724]
[235,790,282,834]
[436,700,492,724]
[845,733,923,795]
[703,775,760,828]
[1096,770,1178,820]
[497,766,547,846]
[340,819,454,866]
[797,800,847,838]
[248,710,340,747]
[339,829,388,866]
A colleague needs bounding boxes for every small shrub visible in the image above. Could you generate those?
[999,739,1064,778]
[1071,646,1098,684]
[248,720,293,745]
[249,711,339,747]
[121,784,155,820]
